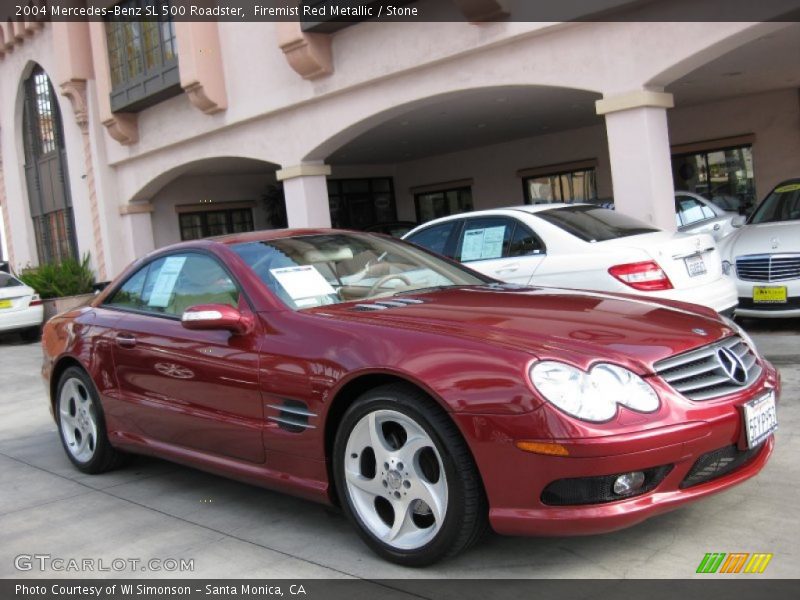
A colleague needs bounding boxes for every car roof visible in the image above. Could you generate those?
[403,203,595,233]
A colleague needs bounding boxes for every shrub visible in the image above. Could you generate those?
[18,254,95,300]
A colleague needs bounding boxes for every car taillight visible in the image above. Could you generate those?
[608,261,673,291]
[30,294,43,306]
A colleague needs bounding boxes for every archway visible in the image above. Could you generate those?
[301,85,604,227]
[128,156,283,249]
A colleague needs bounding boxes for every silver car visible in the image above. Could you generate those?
[598,192,740,241]
[674,191,741,241]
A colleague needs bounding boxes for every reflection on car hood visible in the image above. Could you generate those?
[720,221,800,259]
[312,285,731,372]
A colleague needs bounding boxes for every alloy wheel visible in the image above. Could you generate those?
[343,409,448,550]
[58,377,98,463]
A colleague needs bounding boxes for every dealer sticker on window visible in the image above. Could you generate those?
[270,265,335,301]
[148,256,187,308]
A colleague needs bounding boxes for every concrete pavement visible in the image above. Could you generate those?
[1,327,797,579]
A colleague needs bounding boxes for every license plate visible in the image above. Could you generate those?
[743,391,778,449]
[753,286,787,304]
[684,255,707,277]
[0,299,11,309]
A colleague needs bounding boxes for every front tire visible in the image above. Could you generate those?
[56,367,126,474]
[333,383,487,566]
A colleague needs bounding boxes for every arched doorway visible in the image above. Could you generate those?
[22,64,77,264]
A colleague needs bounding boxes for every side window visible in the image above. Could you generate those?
[406,221,460,258]
[677,196,714,226]
[508,222,546,257]
[105,265,149,310]
[106,253,240,317]
[457,217,513,262]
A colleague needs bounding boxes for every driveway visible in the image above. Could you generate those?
[1,332,797,579]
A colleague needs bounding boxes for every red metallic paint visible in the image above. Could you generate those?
[42,230,779,536]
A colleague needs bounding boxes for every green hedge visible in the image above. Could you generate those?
[18,254,95,300]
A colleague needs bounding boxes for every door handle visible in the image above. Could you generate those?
[495,263,519,273]
[713,223,721,230]
[115,334,137,349]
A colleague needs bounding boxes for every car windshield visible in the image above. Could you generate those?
[535,205,659,242]
[749,183,800,224]
[0,273,22,288]
[232,233,488,310]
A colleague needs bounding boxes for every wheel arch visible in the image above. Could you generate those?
[49,355,88,413]
[323,371,480,505]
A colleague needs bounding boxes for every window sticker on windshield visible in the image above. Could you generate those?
[147,256,186,308]
[461,226,505,261]
[775,183,800,194]
[270,265,335,301]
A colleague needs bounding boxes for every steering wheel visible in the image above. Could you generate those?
[368,274,412,296]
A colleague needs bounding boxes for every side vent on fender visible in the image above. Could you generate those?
[266,400,317,433]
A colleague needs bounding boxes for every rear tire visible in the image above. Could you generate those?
[56,367,127,474]
[333,383,487,566]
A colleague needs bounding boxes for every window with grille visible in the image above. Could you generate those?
[414,186,473,223]
[523,168,598,205]
[106,1,181,112]
[327,178,397,229]
[31,70,56,155]
[179,208,255,241]
[22,65,78,265]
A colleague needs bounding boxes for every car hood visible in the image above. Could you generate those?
[720,221,800,259]
[311,286,731,373]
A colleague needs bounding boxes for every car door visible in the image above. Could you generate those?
[454,216,546,284]
[104,251,265,463]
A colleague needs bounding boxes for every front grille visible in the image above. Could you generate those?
[736,254,800,282]
[654,336,761,401]
[541,465,672,506]
[680,444,762,488]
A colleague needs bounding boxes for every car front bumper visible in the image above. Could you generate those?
[455,362,779,537]
[733,277,800,317]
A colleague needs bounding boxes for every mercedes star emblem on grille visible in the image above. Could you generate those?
[716,347,748,385]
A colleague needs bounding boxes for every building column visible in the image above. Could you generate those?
[597,90,676,231]
[119,203,156,259]
[0,143,14,267]
[276,164,332,228]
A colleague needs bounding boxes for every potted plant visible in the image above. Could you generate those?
[18,254,97,321]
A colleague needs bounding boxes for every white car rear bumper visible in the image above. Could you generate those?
[0,305,44,332]
[647,276,738,314]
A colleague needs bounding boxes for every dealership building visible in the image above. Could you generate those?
[0,1,799,280]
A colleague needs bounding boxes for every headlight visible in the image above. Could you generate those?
[721,315,758,354]
[530,361,660,423]
[721,260,733,276]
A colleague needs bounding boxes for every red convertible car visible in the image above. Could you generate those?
[42,230,779,565]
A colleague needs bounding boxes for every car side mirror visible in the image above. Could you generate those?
[731,215,747,228]
[181,304,253,335]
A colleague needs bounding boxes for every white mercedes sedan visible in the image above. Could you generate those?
[0,271,44,341]
[719,179,800,318]
[403,203,737,315]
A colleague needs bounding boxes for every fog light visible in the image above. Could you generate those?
[613,471,645,495]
